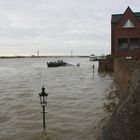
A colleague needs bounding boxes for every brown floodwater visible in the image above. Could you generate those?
[0,57,113,140]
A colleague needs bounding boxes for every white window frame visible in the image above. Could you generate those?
[123,19,134,28]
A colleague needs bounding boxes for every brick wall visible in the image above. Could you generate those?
[113,58,140,89]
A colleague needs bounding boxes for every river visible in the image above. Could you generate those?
[0,57,113,140]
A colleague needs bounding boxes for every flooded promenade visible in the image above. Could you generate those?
[0,57,113,140]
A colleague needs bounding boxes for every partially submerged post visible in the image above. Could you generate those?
[39,86,48,130]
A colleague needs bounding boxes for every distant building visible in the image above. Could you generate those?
[111,7,140,59]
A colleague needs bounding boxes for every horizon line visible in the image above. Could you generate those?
[0,55,90,59]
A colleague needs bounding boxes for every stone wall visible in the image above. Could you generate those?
[101,67,140,140]
[98,56,114,72]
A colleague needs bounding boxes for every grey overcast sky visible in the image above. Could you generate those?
[0,0,140,56]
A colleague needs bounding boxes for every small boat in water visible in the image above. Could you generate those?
[47,60,67,67]
[89,54,97,61]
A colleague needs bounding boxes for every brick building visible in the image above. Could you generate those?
[111,7,140,59]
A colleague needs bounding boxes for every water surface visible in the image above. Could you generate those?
[0,57,113,140]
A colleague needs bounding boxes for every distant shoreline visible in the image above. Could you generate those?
[0,55,89,59]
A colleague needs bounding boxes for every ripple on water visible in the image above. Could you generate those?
[0,115,11,124]
[0,58,113,140]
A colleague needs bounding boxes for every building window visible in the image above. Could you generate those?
[123,19,134,28]
[130,38,139,49]
[118,38,128,50]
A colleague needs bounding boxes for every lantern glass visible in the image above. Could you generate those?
[39,86,48,107]
[40,95,47,106]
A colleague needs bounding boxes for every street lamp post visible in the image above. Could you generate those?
[39,86,48,130]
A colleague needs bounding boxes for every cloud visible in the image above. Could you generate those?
[0,0,139,56]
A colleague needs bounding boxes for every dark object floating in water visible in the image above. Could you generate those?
[77,63,80,67]
[47,60,73,67]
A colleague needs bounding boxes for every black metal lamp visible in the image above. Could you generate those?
[39,86,48,130]
[39,86,48,106]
